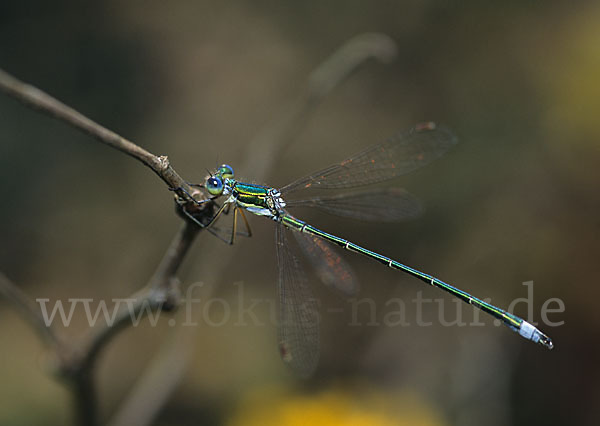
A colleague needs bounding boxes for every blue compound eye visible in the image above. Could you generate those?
[218,164,234,178]
[206,176,224,196]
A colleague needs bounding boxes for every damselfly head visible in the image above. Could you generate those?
[206,176,224,196]
[217,164,234,179]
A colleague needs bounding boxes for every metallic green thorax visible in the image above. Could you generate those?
[229,180,280,217]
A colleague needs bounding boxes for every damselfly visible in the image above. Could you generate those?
[178,122,553,376]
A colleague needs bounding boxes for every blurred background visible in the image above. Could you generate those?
[0,1,598,425]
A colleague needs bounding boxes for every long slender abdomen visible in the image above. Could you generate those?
[279,213,553,349]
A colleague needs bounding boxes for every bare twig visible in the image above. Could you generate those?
[147,220,201,293]
[0,273,98,425]
[107,328,194,426]
[0,272,62,348]
[246,32,397,177]
[0,67,213,426]
[307,33,397,99]
[78,221,199,373]
[70,370,97,426]
[108,32,399,426]
[48,222,199,426]
[0,68,194,202]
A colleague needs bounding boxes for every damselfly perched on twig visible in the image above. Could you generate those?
[176,122,553,376]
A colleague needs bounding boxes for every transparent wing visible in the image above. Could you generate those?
[285,188,423,222]
[280,122,457,194]
[293,231,359,296]
[275,223,320,377]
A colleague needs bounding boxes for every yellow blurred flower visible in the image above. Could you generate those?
[226,384,444,426]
